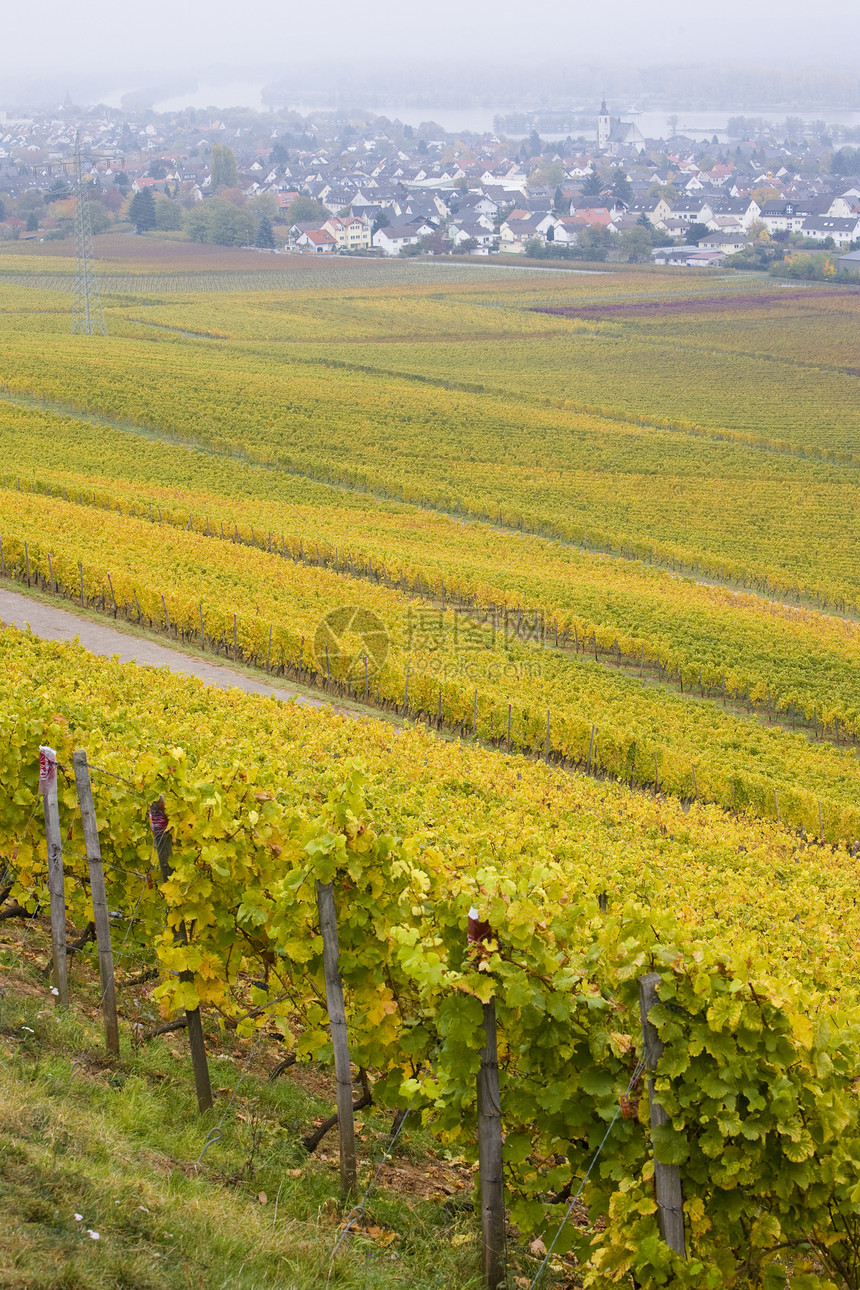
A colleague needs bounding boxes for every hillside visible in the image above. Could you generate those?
[2,247,860,1287]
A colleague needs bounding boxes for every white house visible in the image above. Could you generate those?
[698,232,750,255]
[759,201,804,234]
[652,246,727,267]
[665,197,715,226]
[372,222,432,255]
[552,217,584,245]
[451,222,497,252]
[498,212,555,252]
[798,216,860,248]
[294,228,338,253]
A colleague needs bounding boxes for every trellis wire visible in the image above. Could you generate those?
[2,797,42,881]
[0,896,44,999]
[196,1026,269,1164]
[330,1044,441,1261]
[96,876,151,1011]
[528,1055,648,1290]
[0,796,69,999]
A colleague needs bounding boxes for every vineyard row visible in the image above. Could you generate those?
[4,470,856,750]
[1,530,856,848]
[5,721,860,1290]
[1,385,855,619]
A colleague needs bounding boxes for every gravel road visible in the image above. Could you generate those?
[0,587,346,713]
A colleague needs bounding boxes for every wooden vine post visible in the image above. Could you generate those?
[469,906,505,1290]
[315,879,357,1197]
[148,797,213,1113]
[638,973,686,1258]
[39,745,69,1006]
[72,751,119,1054]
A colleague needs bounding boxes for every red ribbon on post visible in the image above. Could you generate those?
[148,796,169,839]
[468,904,493,946]
[38,745,57,795]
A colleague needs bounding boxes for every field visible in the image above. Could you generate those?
[2,241,860,1288]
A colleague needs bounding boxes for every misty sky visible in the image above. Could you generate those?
[3,0,860,85]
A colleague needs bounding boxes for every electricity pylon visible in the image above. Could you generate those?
[71,132,106,336]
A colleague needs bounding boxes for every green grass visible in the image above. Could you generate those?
[0,924,526,1290]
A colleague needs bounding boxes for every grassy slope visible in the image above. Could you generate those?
[0,925,509,1290]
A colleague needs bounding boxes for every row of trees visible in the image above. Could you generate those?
[126,187,277,247]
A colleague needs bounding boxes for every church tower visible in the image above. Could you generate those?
[598,98,610,151]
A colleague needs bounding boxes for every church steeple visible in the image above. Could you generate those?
[598,97,611,151]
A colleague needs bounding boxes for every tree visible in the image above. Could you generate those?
[553,186,566,214]
[210,143,238,190]
[147,161,169,180]
[371,210,390,238]
[575,226,612,261]
[285,195,328,225]
[183,204,211,242]
[256,215,275,249]
[153,193,183,231]
[618,225,654,262]
[87,201,112,235]
[529,160,565,188]
[831,146,860,175]
[0,197,5,222]
[216,187,247,209]
[687,222,711,245]
[610,169,633,204]
[45,179,71,204]
[580,169,605,198]
[209,199,253,245]
[100,187,125,214]
[114,171,129,190]
[127,188,156,234]
[751,185,780,208]
[25,211,37,231]
[253,192,278,219]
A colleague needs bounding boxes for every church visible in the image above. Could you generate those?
[598,100,647,156]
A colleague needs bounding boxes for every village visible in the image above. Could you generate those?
[1,97,859,271]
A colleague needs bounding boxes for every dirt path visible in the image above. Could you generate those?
[0,587,353,715]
